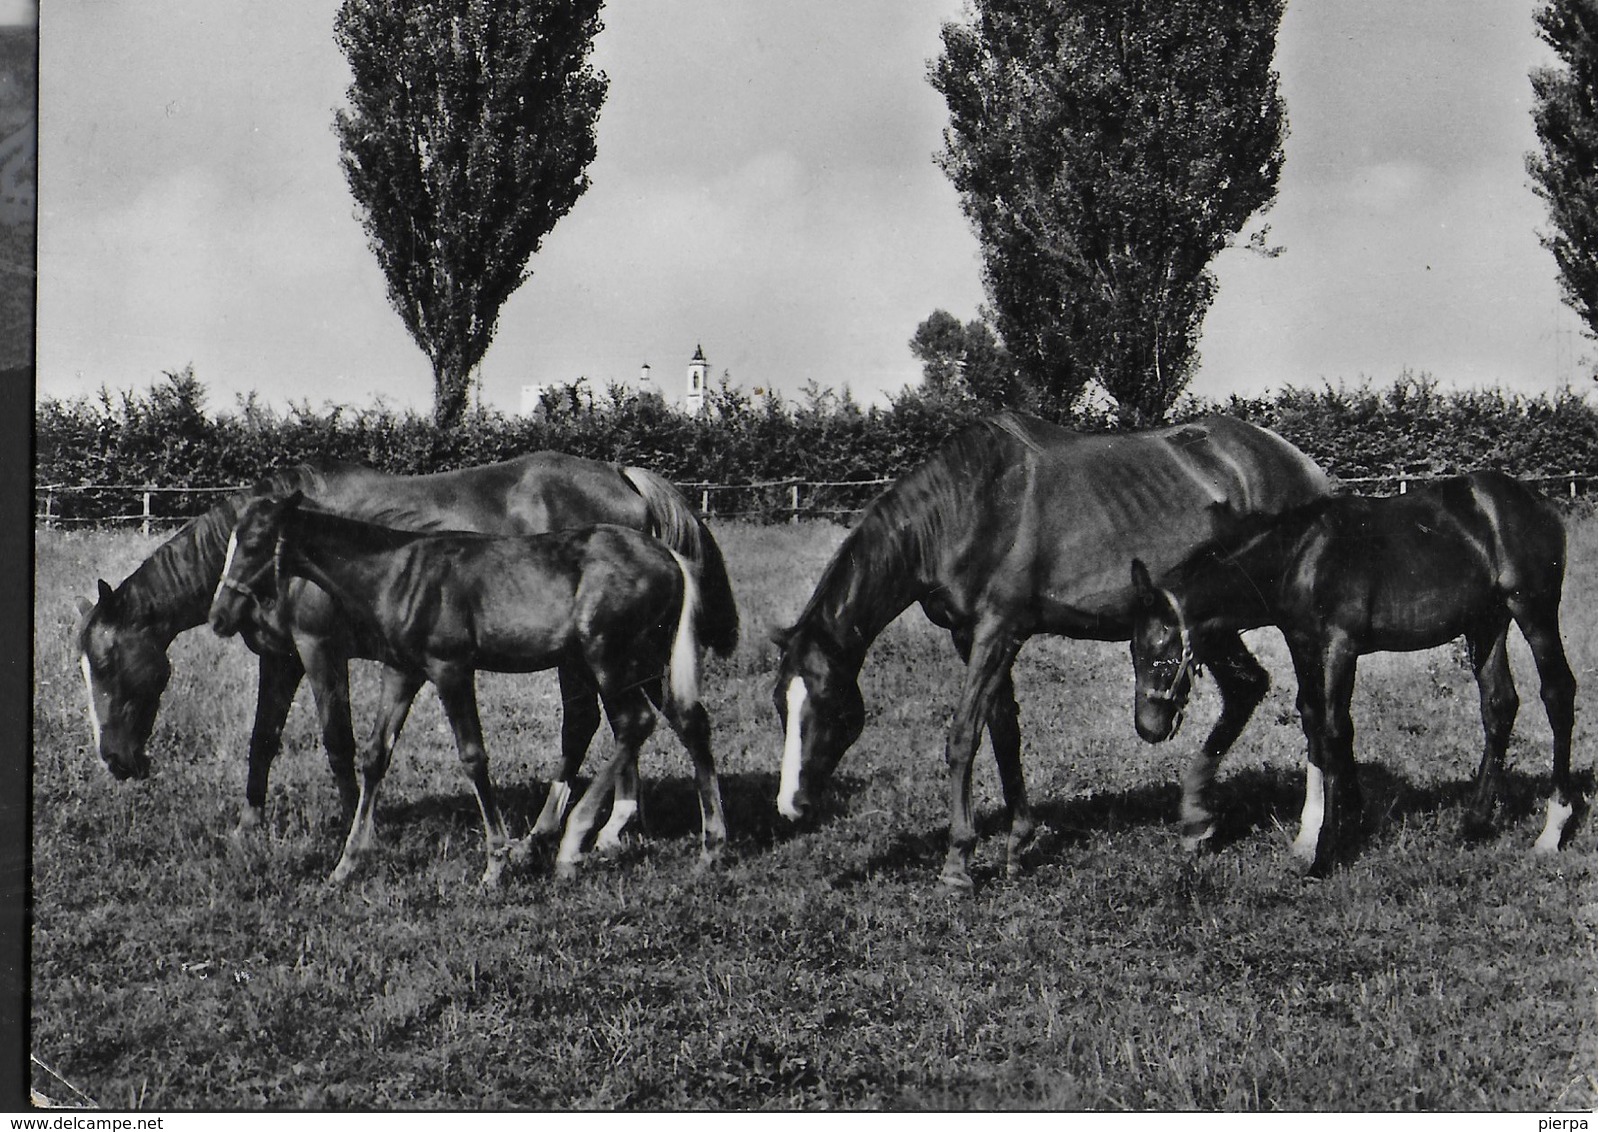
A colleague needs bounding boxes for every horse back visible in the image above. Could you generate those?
[1285,472,1565,646]
[378,525,680,677]
[306,453,645,536]
[1003,416,1330,631]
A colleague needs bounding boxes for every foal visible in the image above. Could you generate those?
[1128,471,1578,876]
[208,491,727,886]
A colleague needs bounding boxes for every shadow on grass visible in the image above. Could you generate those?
[830,762,1594,887]
[292,760,1592,883]
[367,768,848,852]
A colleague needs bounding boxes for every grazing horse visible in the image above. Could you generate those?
[73,453,738,843]
[209,492,727,886]
[772,410,1331,888]
[1128,470,1579,876]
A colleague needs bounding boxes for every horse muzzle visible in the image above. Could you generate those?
[1135,698,1183,744]
[102,748,152,781]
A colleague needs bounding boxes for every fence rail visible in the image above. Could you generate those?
[33,470,1598,531]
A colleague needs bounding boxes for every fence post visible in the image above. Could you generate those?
[790,482,800,525]
[701,488,711,517]
[141,491,153,537]
[1399,479,1407,495]
[43,488,54,530]
[1572,470,1578,501]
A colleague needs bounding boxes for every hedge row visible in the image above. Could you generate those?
[35,369,1598,523]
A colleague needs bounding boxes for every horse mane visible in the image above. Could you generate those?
[281,497,470,549]
[83,462,350,633]
[789,414,1033,642]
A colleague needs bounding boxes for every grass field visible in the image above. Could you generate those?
[30,515,1598,1110]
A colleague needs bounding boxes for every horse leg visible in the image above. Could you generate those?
[1509,597,1580,852]
[990,673,1035,878]
[329,667,421,885]
[298,639,359,824]
[1291,634,1362,878]
[433,671,516,888]
[594,754,642,856]
[942,626,1022,891]
[654,683,728,869]
[1288,641,1327,864]
[952,630,1033,879]
[1463,615,1516,839]
[532,664,602,838]
[556,692,655,880]
[236,651,303,834]
[1182,631,1270,851]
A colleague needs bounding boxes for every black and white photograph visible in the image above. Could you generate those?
[22,0,1598,1113]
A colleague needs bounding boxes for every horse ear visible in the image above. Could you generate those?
[267,490,305,519]
[1130,559,1155,602]
[768,623,794,650]
[96,579,116,610]
[76,597,95,618]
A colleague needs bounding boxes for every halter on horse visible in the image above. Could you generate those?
[1129,470,1580,875]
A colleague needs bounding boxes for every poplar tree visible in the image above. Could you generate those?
[932,0,1286,423]
[335,0,607,428]
[1530,0,1598,341]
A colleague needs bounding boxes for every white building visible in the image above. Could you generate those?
[686,344,709,415]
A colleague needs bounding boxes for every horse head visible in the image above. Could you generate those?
[208,491,302,638]
[771,623,864,822]
[1129,558,1197,743]
[76,579,168,780]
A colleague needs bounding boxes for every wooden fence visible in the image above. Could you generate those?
[33,470,1598,531]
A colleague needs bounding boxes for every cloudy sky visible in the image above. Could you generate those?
[34,0,1591,416]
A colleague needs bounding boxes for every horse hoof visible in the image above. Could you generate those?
[1305,851,1337,880]
[554,859,580,882]
[938,868,975,892]
[231,807,265,838]
[504,838,533,864]
[1180,825,1216,854]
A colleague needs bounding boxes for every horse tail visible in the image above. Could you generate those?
[665,549,702,713]
[621,466,740,656]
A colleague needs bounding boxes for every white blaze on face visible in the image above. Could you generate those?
[211,532,239,610]
[79,654,103,751]
[1292,764,1326,861]
[777,677,808,819]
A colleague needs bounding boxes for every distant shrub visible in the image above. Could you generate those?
[35,368,1598,524]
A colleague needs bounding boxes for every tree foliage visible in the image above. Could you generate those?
[1530,0,1598,340]
[931,0,1287,424]
[334,0,607,428]
[908,309,1029,410]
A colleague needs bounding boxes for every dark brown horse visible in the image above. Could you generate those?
[209,492,726,885]
[772,411,1331,888]
[75,453,739,843]
[1129,470,1579,875]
